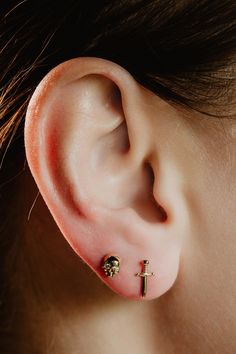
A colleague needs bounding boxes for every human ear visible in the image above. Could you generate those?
[24,57,188,300]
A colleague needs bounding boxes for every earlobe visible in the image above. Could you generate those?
[25,57,186,300]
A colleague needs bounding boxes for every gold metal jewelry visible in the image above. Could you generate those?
[102,255,120,277]
[136,260,154,297]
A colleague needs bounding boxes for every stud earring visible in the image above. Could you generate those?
[136,260,154,297]
[102,255,120,277]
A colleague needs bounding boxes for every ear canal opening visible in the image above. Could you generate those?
[109,84,130,154]
[112,119,130,154]
[129,162,168,223]
[117,87,131,154]
[141,162,168,223]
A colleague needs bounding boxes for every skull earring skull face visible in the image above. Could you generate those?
[102,255,120,277]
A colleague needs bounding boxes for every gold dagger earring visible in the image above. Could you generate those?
[102,255,121,277]
[136,260,154,297]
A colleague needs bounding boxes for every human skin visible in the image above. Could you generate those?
[15,57,236,353]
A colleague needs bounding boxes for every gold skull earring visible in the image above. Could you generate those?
[102,255,120,277]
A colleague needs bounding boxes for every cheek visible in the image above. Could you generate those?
[179,129,236,341]
[187,134,236,290]
[184,180,236,301]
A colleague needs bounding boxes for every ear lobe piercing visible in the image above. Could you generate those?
[101,256,155,298]
[136,260,154,297]
[102,255,120,277]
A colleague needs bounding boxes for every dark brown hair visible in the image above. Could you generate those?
[1,0,236,153]
[0,0,236,351]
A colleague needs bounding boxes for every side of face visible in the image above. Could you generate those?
[156,112,236,351]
